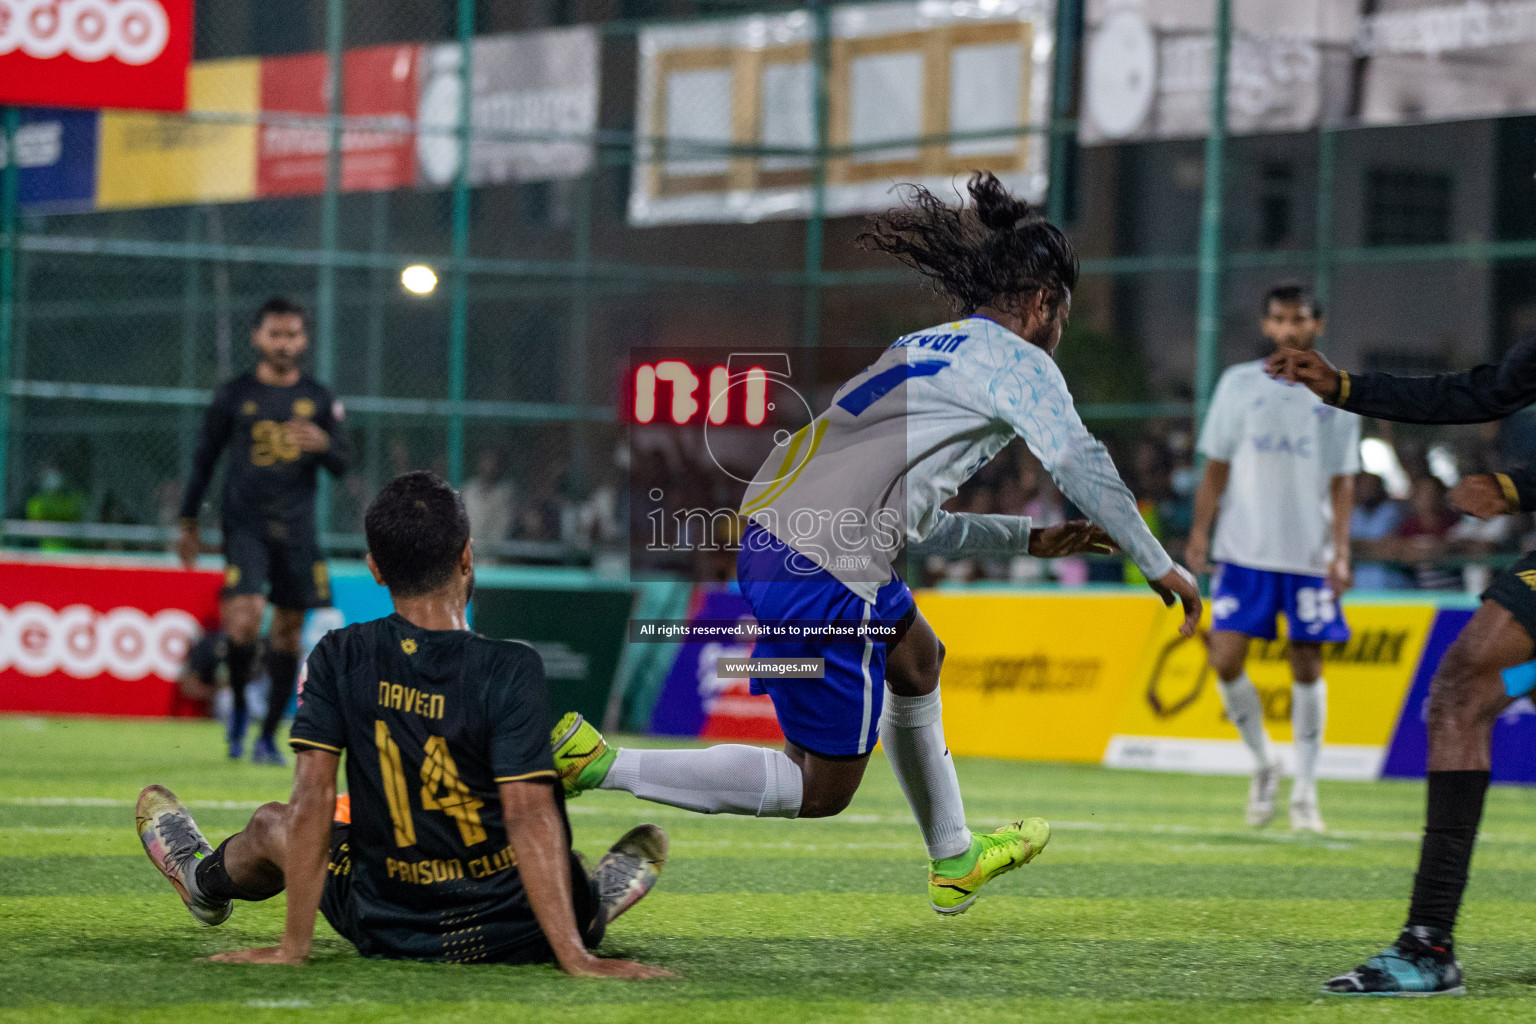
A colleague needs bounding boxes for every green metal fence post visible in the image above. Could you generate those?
[1313,127,1337,322]
[802,0,831,357]
[0,107,17,521]
[178,210,202,477]
[1046,0,1079,226]
[315,0,345,535]
[445,0,475,486]
[1193,0,1232,428]
[567,173,594,494]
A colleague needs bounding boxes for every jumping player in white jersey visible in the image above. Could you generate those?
[552,173,1202,915]
[1186,282,1361,832]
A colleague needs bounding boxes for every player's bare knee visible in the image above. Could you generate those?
[269,610,304,653]
[798,787,854,819]
[1425,646,1502,733]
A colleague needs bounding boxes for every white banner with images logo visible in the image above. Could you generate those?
[1079,0,1355,144]
[629,0,1054,227]
[417,25,599,188]
[1352,0,1536,125]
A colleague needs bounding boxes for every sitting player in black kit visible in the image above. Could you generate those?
[137,472,671,977]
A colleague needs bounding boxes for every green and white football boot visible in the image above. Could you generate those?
[928,817,1050,915]
[551,712,617,798]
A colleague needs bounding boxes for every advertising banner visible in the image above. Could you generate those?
[1381,609,1536,784]
[257,44,421,197]
[416,26,599,189]
[917,591,1164,762]
[470,584,635,728]
[648,587,784,742]
[96,56,259,209]
[1079,0,1353,144]
[3,107,99,211]
[0,558,223,717]
[630,0,1053,226]
[0,0,194,111]
[1352,0,1536,124]
[1104,602,1436,780]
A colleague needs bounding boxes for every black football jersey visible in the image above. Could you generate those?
[290,613,562,961]
[180,372,348,529]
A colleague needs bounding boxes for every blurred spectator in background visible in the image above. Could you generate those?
[1393,476,1461,590]
[462,446,515,563]
[178,602,267,760]
[1350,472,1410,590]
[26,464,86,552]
[155,479,184,553]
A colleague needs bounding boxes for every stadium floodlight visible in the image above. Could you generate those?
[401,265,438,295]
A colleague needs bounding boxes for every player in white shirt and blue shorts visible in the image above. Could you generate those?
[550,173,1202,915]
[1187,283,1361,833]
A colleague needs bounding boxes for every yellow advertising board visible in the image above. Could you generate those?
[1103,603,1436,780]
[914,591,1176,762]
[97,59,260,210]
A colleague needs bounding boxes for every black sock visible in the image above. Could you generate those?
[194,837,274,902]
[1405,769,1491,936]
[225,639,257,696]
[262,650,299,741]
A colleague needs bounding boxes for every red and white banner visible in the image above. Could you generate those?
[0,0,194,110]
[257,43,420,197]
[0,559,222,716]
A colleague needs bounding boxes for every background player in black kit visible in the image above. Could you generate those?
[179,297,348,764]
[136,472,671,977]
[1270,335,1536,996]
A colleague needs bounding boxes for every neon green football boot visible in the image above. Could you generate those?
[551,712,617,797]
[928,817,1050,915]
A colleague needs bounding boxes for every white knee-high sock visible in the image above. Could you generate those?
[880,687,971,861]
[1217,674,1274,767]
[1290,680,1326,804]
[600,745,803,817]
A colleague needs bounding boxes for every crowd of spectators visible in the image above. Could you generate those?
[15,423,1533,594]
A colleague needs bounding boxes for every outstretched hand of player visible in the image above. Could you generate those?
[1450,474,1512,520]
[286,418,331,454]
[203,945,308,966]
[1264,348,1342,403]
[558,953,676,981]
[1148,564,1202,638]
[1027,520,1118,558]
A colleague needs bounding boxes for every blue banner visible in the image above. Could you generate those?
[1381,609,1536,784]
[15,108,99,211]
[649,586,782,742]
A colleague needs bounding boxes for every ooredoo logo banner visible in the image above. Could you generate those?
[0,559,222,715]
[0,0,194,110]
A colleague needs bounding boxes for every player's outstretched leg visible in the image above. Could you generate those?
[882,607,1049,915]
[593,824,668,926]
[135,785,233,926]
[552,713,804,817]
[1321,599,1530,996]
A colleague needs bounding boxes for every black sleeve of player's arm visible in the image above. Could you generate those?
[315,388,350,478]
[179,384,236,520]
[489,644,559,785]
[289,638,347,754]
[1339,334,1536,425]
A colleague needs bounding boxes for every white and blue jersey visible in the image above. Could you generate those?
[734,315,1174,756]
[1198,359,1361,642]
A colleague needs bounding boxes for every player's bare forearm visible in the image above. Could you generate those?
[1329,475,1354,595]
[1187,460,1229,572]
[275,751,337,962]
[501,781,591,970]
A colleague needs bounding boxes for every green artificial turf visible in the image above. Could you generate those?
[3,714,1535,1022]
